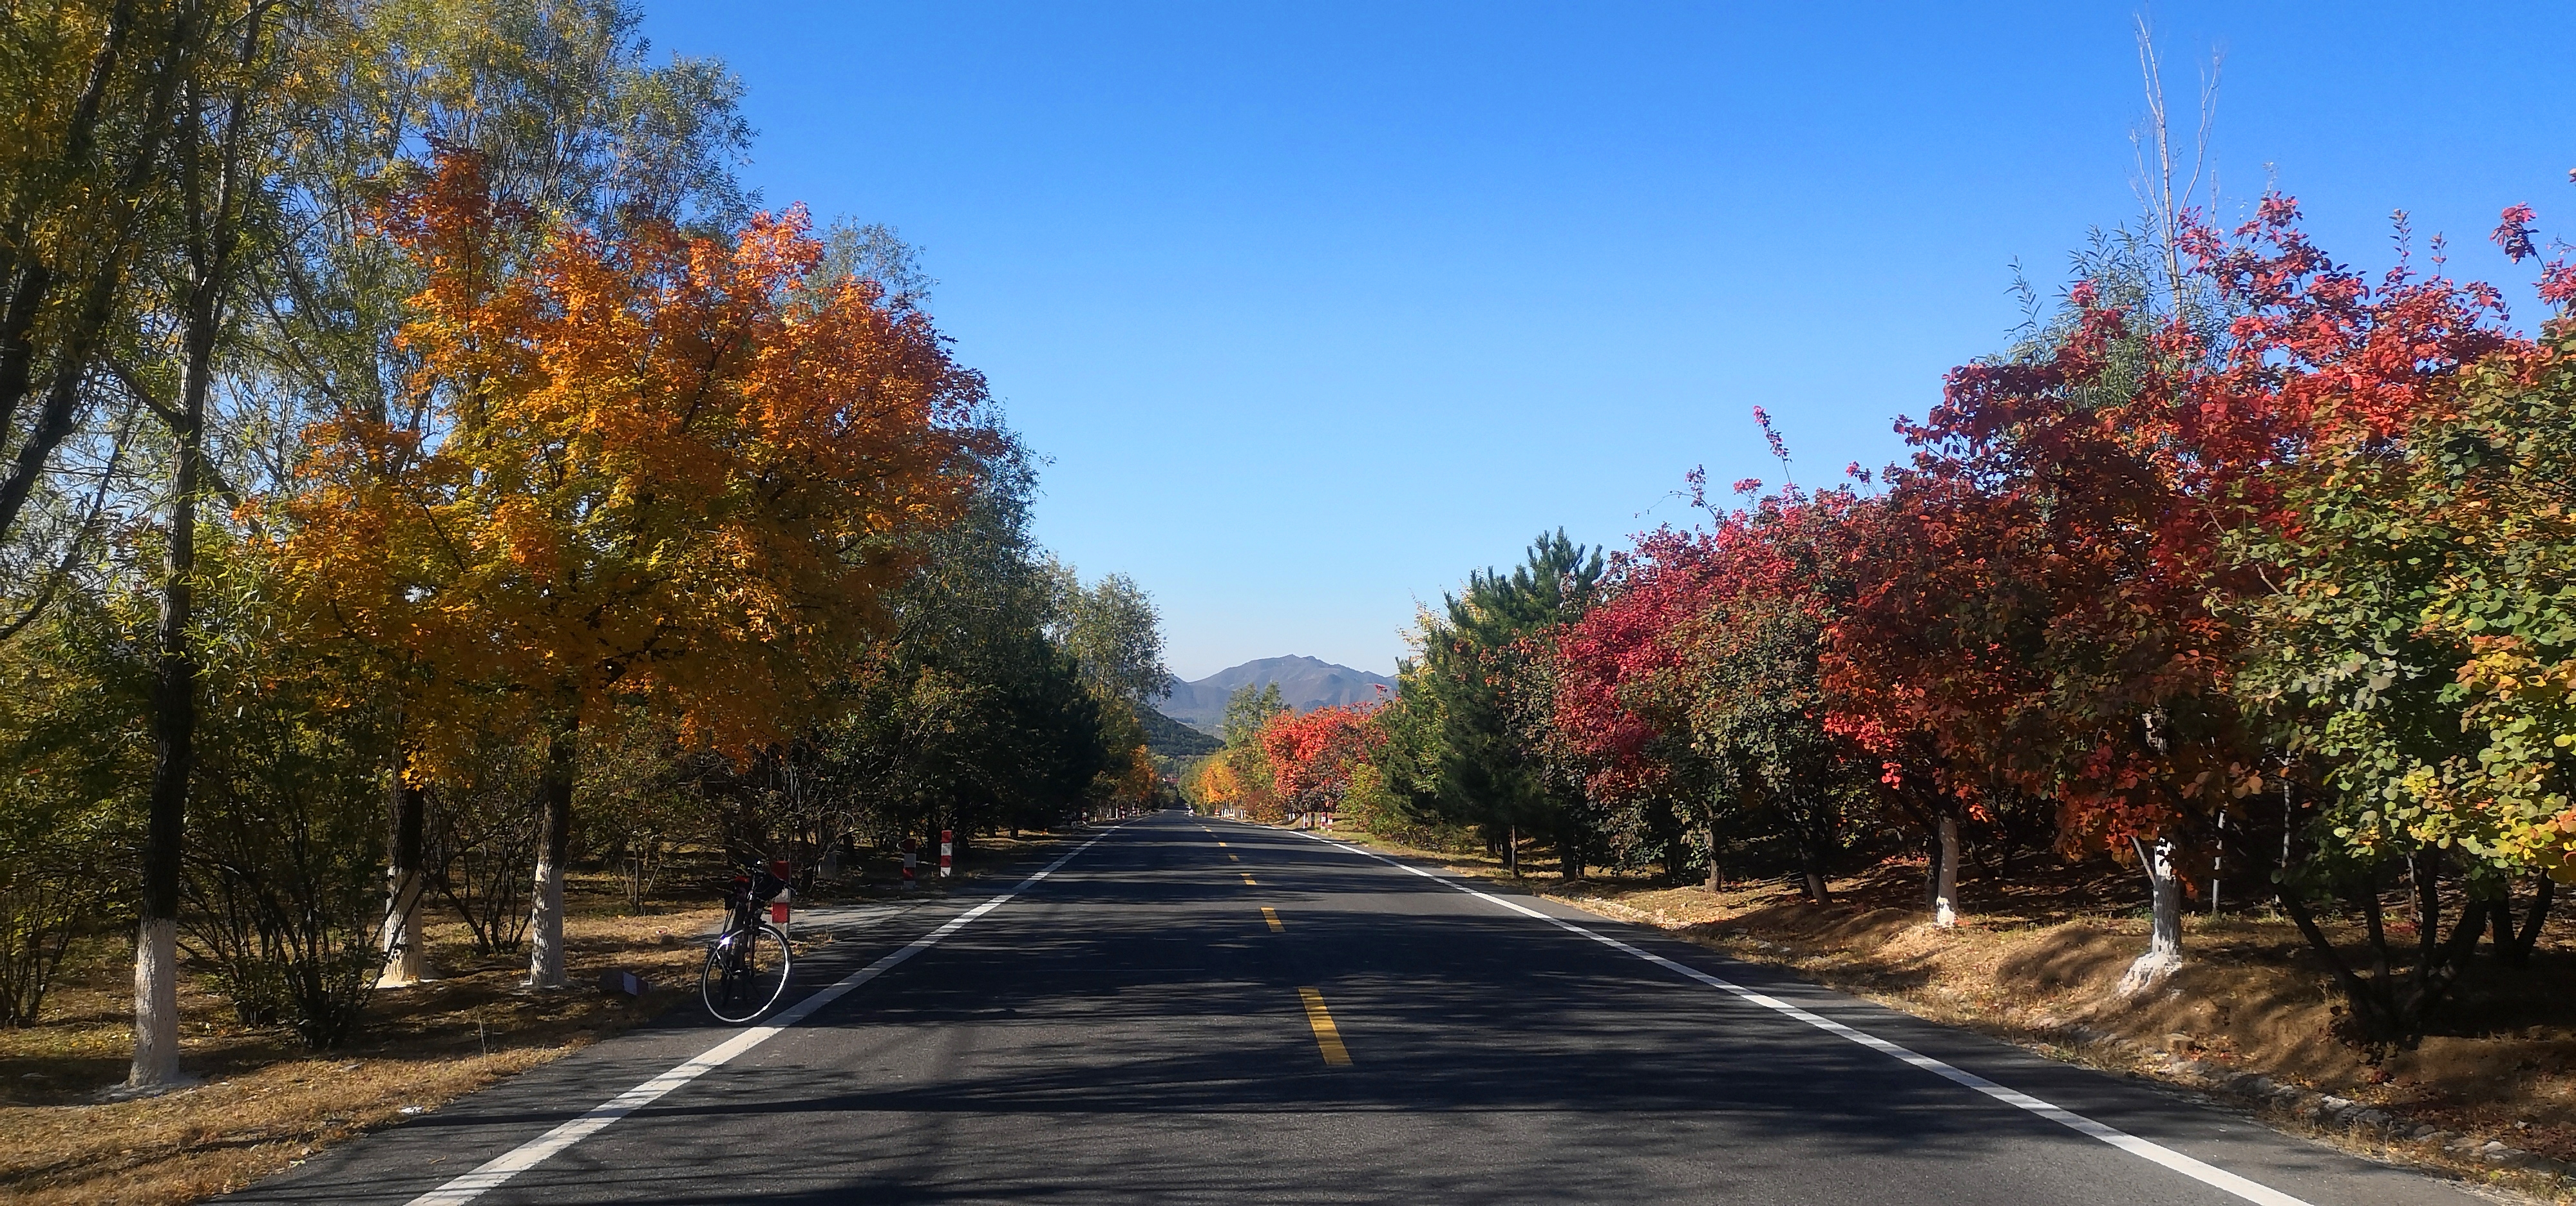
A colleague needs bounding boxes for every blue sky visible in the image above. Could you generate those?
[640,2,2575,681]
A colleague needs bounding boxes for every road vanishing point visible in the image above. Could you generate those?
[227,811,2485,1205]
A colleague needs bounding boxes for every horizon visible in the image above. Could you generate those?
[641,1,2576,680]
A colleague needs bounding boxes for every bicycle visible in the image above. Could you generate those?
[700,861,795,1024]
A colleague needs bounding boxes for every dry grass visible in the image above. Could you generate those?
[0,832,1072,1206]
[1331,825,2576,1198]
[0,888,716,1206]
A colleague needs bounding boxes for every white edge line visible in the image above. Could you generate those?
[403,825,1129,1206]
[1278,827,2316,1206]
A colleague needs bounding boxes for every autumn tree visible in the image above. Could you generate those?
[1260,703,1385,827]
[274,150,992,988]
[2222,201,2565,1040]
[253,0,753,989]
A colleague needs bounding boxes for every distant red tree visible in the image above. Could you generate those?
[1260,704,1387,820]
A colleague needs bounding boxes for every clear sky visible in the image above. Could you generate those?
[638,1,2575,681]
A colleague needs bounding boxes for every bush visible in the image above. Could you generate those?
[0,606,144,1026]
[184,673,392,1048]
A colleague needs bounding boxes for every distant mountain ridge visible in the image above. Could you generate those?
[1160,655,1396,734]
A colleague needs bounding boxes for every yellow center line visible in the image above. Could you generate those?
[1261,906,1283,932]
[1298,987,1352,1066]
[1215,840,1227,847]
[1240,872,1258,885]
[1226,854,1240,862]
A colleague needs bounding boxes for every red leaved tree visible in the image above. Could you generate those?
[1259,703,1387,829]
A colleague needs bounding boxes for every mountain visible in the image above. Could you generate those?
[1138,706,1220,758]
[1159,655,1396,734]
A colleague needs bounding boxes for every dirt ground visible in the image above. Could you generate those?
[1331,825,2576,1201]
[0,833,1068,1206]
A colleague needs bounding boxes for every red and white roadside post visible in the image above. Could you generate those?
[939,829,954,879]
[899,837,918,890]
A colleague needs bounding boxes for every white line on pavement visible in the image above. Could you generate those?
[404,825,1128,1206]
[1284,828,2316,1206]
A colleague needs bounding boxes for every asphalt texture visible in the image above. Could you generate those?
[224,810,2488,1205]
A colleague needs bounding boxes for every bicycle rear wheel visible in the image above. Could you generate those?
[699,922,792,1023]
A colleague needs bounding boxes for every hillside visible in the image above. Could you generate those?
[1160,655,1395,733]
[1138,705,1220,757]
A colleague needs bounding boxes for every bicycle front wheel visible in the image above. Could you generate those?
[699,922,793,1024]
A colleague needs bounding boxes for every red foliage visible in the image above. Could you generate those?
[1259,704,1387,812]
[1822,195,2530,851]
[1548,488,1871,802]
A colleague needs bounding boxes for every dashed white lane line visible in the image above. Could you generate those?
[1282,827,2316,1206]
[404,826,1129,1206]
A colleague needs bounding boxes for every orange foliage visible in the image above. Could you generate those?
[272,150,992,764]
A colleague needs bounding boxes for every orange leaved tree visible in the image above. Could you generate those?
[274,151,991,986]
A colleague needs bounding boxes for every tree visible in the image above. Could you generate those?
[1194,682,1286,821]
[1050,564,1171,708]
[1259,703,1384,827]
[109,0,290,1092]
[1819,229,2269,954]
[0,0,202,566]
[1407,531,1604,877]
[252,0,753,989]
[2231,213,2568,1040]
[273,150,993,987]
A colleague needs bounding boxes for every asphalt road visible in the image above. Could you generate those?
[226,810,2487,1205]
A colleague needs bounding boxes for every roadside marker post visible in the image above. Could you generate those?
[940,829,954,878]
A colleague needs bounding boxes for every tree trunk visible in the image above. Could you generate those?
[379,752,428,987]
[1506,825,1518,877]
[524,717,577,990]
[1560,828,1580,882]
[1932,814,1960,927]
[1705,813,1721,890]
[129,226,216,1091]
[2119,836,2185,995]
[2505,876,2555,968]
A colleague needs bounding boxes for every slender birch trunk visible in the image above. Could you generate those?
[378,745,429,987]
[525,717,577,990]
[2121,835,2186,994]
[1932,814,1960,928]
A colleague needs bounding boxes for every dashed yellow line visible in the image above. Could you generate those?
[1226,853,1240,862]
[1298,987,1351,1066]
[1240,872,1258,886]
[1261,906,1283,932]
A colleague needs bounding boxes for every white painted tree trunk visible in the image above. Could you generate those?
[378,870,428,988]
[128,917,182,1088]
[2120,836,2186,995]
[526,858,566,990]
[1933,814,1961,928]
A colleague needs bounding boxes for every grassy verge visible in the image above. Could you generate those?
[0,832,1070,1206]
[1318,823,2576,1201]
